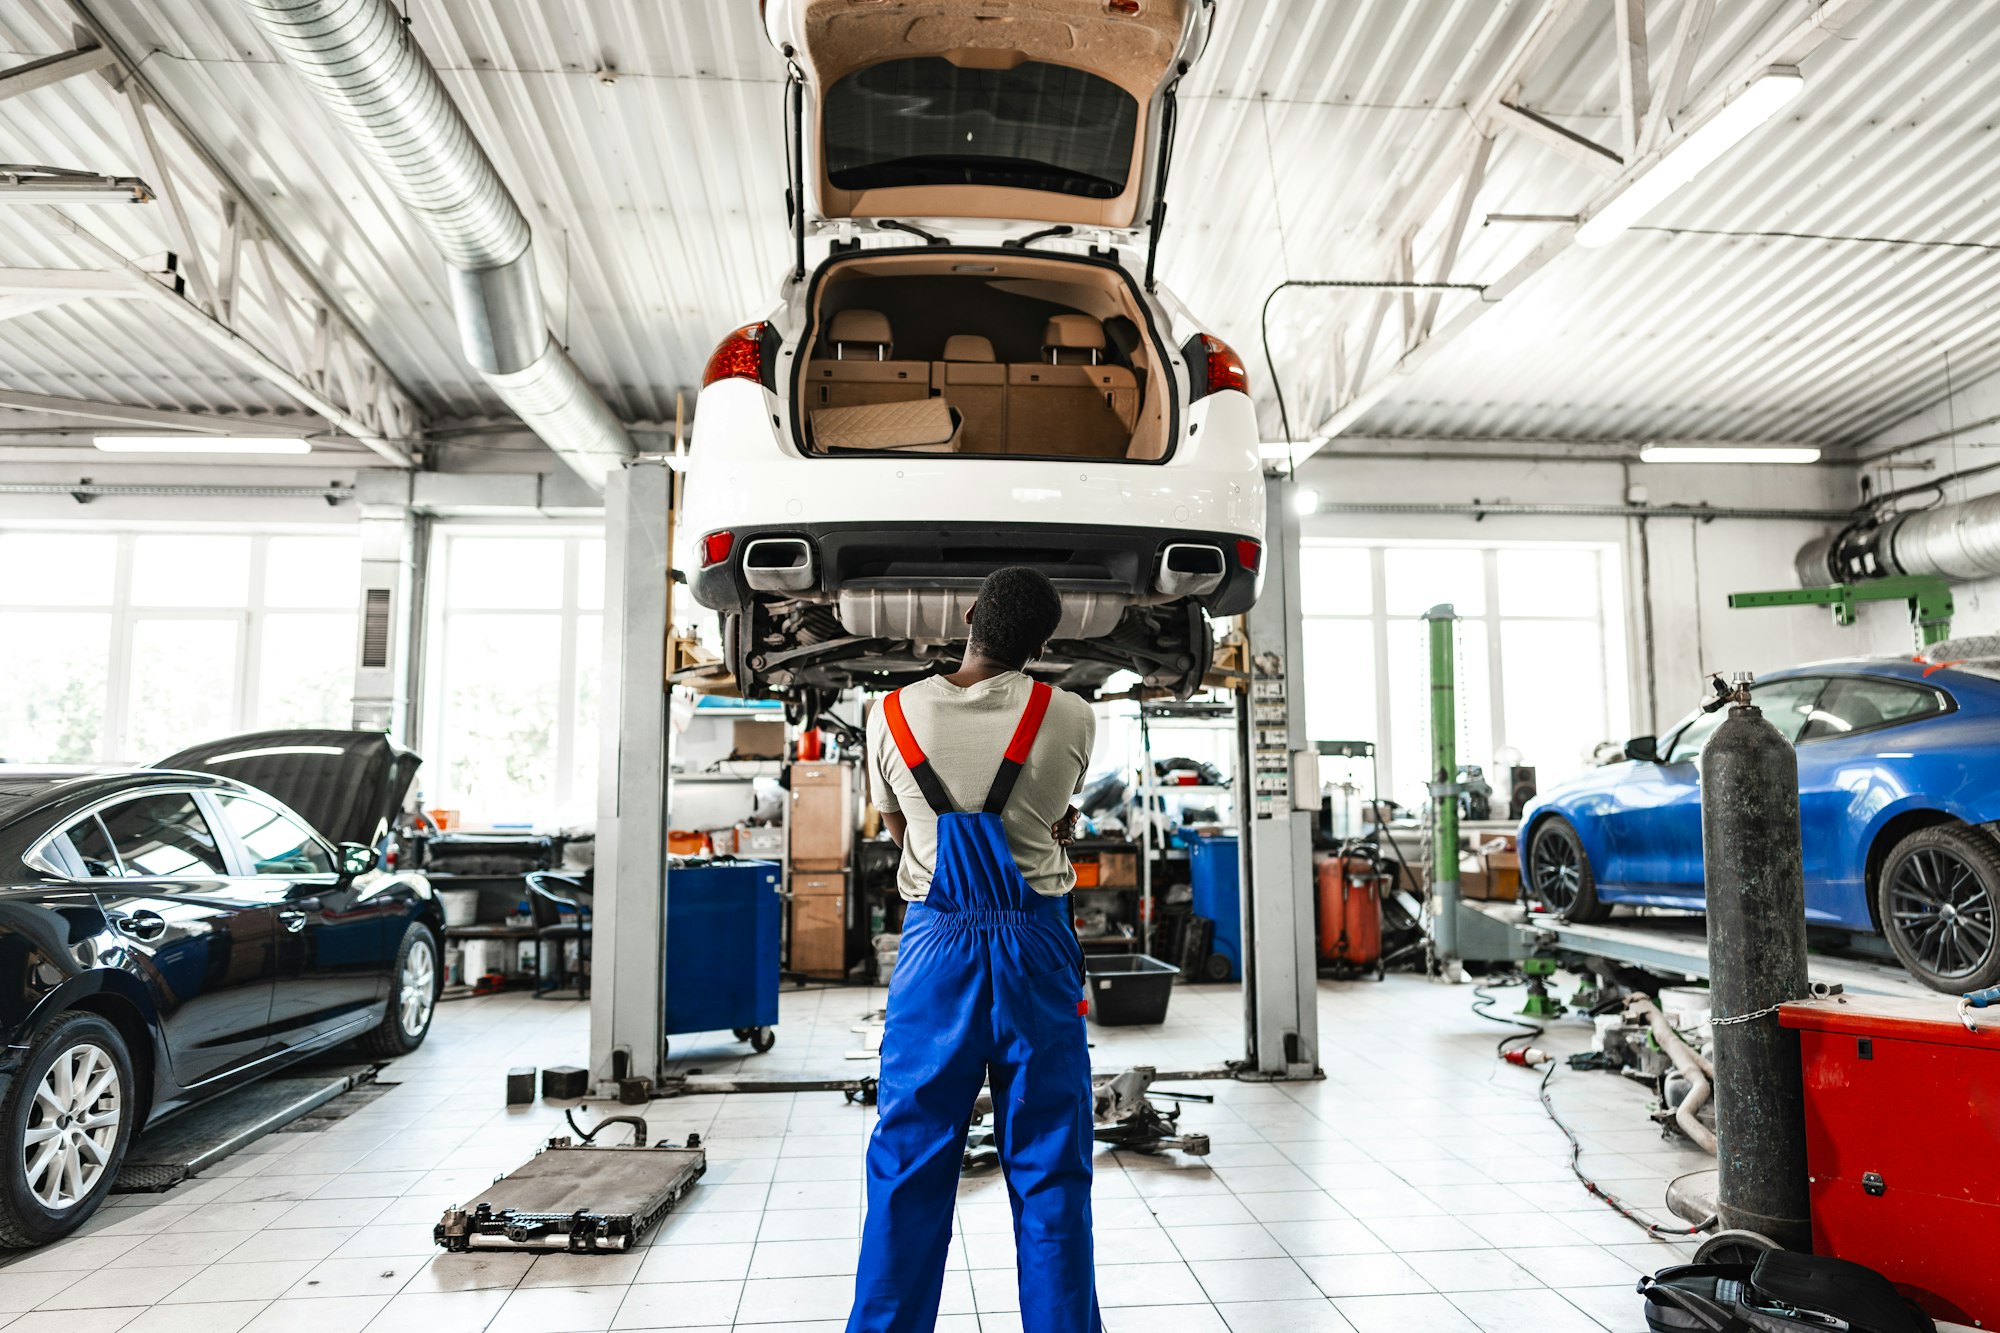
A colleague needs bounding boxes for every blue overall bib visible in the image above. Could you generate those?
[846,681,1101,1333]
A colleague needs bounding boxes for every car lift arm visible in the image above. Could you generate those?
[1726,576,1955,649]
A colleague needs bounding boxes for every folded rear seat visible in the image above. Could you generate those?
[1006,314,1138,458]
[931,334,1007,454]
[804,309,930,411]
[812,398,960,453]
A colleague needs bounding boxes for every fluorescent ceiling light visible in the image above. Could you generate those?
[1640,445,1820,465]
[1577,68,1805,248]
[95,435,312,454]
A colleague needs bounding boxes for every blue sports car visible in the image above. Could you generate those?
[1518,655,2000,993]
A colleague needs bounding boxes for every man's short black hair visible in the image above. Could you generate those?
[968,567,1063,668]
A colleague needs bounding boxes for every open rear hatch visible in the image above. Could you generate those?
[766,0,1210,264]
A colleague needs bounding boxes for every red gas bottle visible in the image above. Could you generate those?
[1316,855,1383,971]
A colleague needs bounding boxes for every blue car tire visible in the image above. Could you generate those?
[1527,817,1611,923]
[1877,824,2000,992]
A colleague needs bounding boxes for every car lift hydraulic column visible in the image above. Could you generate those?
[1235,475,1320,1078]
[590,459,674,1093]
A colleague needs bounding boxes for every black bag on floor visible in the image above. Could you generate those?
[1639,1252,1935,1333]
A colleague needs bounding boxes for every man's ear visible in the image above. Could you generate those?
[963,601,977,627]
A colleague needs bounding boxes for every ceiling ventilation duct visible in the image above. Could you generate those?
[1798,491,2000,585]
[241,0,632,487]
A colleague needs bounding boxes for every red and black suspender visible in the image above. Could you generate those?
[882,681,1054,816]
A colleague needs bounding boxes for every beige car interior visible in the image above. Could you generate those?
[794,0,1189,228]
[799,252,1167,461]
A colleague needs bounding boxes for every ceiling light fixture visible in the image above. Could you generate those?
[94,435,313,454]
[1639,445,1820,465]
[1294,487,1322,515]
[1576,68,1805,248]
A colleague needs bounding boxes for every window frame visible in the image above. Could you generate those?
[1796,674,1956,744]
[29,785,233,883]
[1299,539,1629,809]
[207,790,341,881]
[0,525,362,764]
[420,523,604,828]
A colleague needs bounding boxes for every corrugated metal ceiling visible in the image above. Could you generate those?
[2,0,1994,459]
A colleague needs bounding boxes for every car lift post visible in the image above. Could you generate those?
[1234,475,1320,1078]
[1426,603,1464,979]
[590,459,674,1093]
[1726,575,1955,649]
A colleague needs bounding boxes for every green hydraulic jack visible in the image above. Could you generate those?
[1519,957,1566,1018]
[1726,575,1955,650]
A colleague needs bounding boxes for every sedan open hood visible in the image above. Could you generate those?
[766,0,1209,244]
[156,729,421,851]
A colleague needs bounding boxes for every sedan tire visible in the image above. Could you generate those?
[1877,824,2000,992]
[1526,817,1611,924]
[358,922,440,1057]
[0,1012,135,1247]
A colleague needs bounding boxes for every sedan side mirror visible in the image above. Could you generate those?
[337,842,376,877]
[1624,735,1660,763]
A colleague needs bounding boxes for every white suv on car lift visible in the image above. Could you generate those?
[682,0,1264,721]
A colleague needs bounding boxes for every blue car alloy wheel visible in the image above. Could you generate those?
[1527,817,1609,923]
[1877,825,2000,991]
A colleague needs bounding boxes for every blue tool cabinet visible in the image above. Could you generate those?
[663,858,782,1054]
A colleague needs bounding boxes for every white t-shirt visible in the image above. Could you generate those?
[867,672,1096,901]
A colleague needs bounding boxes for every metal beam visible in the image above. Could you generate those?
[0,387,316,434]
[55,1,422,453]
[1490,100,1624,176]
[0,44,115,102]
[112,81,209,312]
[1418,135,1493,341]
[36,210,414,467]
[1643,0,1716,154]
[0,266,141,297]
[1305,0,1878,449]
[1614,0,1651,159]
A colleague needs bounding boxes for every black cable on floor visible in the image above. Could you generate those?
[1472,978,1706,1241]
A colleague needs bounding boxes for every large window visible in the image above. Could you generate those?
[422,527,602,829]
[0,530,359,764]
[1300,541,1629,812]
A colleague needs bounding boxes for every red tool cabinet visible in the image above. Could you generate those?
[1780,994,2000,1328]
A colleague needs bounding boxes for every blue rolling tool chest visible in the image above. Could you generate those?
[663,858,782,1054]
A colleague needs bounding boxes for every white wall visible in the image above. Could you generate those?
[1294,450,1870,736]
[1854,366,2000,652]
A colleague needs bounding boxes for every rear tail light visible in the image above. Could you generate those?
[700,531,736,567]
[702,322,773,389]
[1183,333,1250,401]
[1236,539,1263,574]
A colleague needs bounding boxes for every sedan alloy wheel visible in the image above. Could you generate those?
[24,1041,122,1212]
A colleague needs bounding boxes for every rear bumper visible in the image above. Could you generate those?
[690,521,1261,619]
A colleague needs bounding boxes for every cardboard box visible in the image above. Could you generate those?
[733,718,786,760]
[737,824,785,857]
[1457,852,1492,901]
[1476,835,1520,901]
[1096,848,1139,888]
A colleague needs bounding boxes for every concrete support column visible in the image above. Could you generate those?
[589,461,672,1091]
[1238,475,1321,1078]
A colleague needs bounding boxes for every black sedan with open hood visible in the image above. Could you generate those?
[0,731,440,1246]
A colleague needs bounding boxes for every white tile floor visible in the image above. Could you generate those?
[0,973,1712,1332]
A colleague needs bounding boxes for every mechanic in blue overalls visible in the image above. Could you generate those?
[847,566,1101,1333]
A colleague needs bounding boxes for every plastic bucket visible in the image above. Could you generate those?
[440,889,480,927]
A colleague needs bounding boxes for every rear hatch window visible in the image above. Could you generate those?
[825,58,1138,201]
